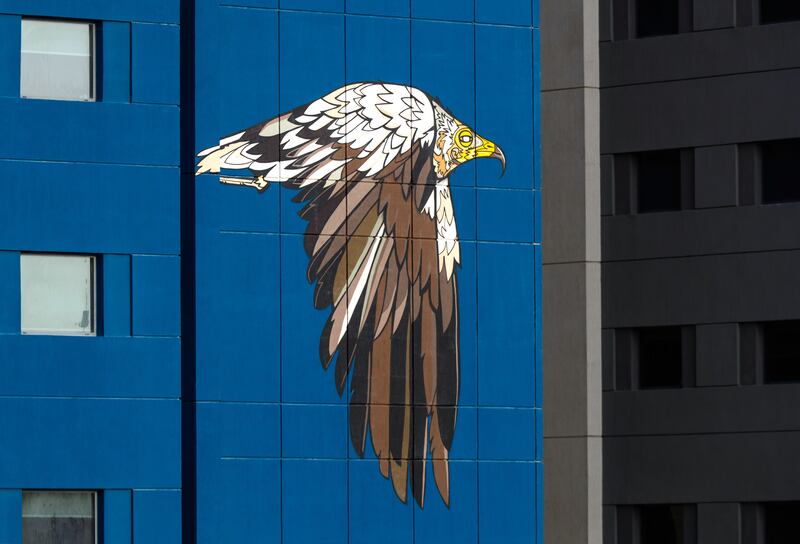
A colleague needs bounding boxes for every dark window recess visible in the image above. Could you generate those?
[763,502,800,544]
[763,321,800,383]
[637,150,682,213]
[638,327,683,389]
[640,505,687,544]
[760,1,800,24]
[761,139,800,204]
[635,0,680,38]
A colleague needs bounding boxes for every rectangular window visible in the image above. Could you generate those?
[22,491,97,544]
[636,150,683,213]
[763,502,800,544]
[762,320,800,383]
[20,18,95,101]
[761,1,800,24]
[639,504,693,544]
[760,139,800,204]
[20,254,96,336]
[638,326,683,389]
[635,0,680,38]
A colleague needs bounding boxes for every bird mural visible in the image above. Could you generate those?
[196,82,505,508]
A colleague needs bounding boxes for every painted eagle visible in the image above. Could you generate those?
[196,82,505,507]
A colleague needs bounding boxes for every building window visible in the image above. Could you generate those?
[22,491,97,544]
[20,254,96,336]
[635,0,680,38]
[638,327,683,389]
[760,139,800,204]
[20,18,95,101]
[636,150,683,213]
[760,1,800,24]
[763,502,800,544]
[639,505,693,544]
[762,321,800,384]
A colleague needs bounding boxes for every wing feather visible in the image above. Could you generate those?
[197,82,461,508]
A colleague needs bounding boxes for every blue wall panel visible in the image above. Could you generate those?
[0,336,179,398]
[133,490,182,544]
[0,15,21,98]
[475,25,534,188]
[0,0,179,24]
[0,489,21,544]
[283,460,348,544]
[0,99,178,166]
[132,255,181,337]
[478,462,537,544]
[217,7,279,135]
[102,22,132,103]
[132,23,180,105]
[279,11,345,112]
[196,402,281,544]
[0,162,179,254]
[195,232,281,402]
[477,243,537,407]
[103,254,132,336]
[0,251,20,333]
[0,398,180,488]
[104,490,132,544]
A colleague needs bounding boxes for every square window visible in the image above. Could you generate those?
[762,321,800,384]
[640,505,690,544]
[760,1,800,24]
[23,491,97,544]
[21,254,96,336]
[635,0,680,38]
[761,139,800,204]
[638,327,683,389]
[636,150,683,213]
[763,502,800,544]
[21,18,95,101]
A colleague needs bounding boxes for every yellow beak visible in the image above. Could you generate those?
[475,137,506,176]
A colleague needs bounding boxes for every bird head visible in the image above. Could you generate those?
[432,103,506,179]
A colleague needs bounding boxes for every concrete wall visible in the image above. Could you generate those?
[600,1,800,542]
[541,0,603,542]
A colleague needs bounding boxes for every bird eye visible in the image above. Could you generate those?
[455,128,473,148]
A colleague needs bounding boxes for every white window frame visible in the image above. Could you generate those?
[20,17,97,102]
[22,490,99,544]
[20,253,97,337]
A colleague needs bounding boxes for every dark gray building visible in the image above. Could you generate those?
[543,0,800,542]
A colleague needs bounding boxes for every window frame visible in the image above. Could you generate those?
[22,489,99,544]
[20,17,97,102]
[20,252,98,337]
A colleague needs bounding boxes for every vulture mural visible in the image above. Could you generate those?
[196,82,505,508]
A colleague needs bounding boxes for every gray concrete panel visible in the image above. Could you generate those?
[602,69,800,153]
[604,384,800,435]
[604,431,800,504]
[602,203,800,261]
[601,22,800,87]
[603,250,800,327]
[694,145,738,209]
[694,0,736,30]
[696,323,740,387]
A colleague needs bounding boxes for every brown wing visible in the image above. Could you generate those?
[197,83,460,507]
[299,140,460,508]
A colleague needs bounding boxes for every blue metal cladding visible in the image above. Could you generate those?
[0,0,540,541]
[190,1,541,543]
[0,0,182,541]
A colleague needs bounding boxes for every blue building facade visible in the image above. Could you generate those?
[0,0,540,542]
